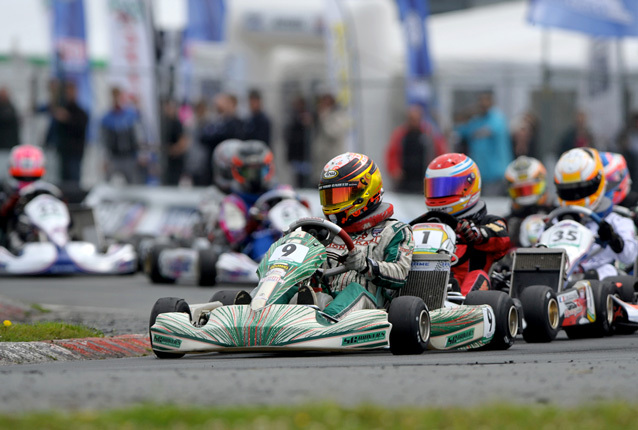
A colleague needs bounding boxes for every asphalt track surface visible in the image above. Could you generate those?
[1,275,638,412]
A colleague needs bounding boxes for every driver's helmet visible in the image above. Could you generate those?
[213,139,242,193]
[554,147,606,209]
[8,145,46,189]
[319,152,383,227]
[229,140,275,195]
[424,153,481,216]
[600,151,631,205]
[505,156,548,208]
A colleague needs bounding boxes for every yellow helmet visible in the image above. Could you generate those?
[505,156,548,208]
[319,152,383,226]
[554,148,606,209]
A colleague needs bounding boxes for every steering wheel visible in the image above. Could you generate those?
[285,217,355,278]
[544,206,602,229]
[249,188,306,221]
[410,210,459,230]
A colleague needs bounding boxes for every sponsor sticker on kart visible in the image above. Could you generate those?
[153,334,182,348]
[341,331,386,346]
[482,306,496,339]
[444,328,475,348]
[269,244,310,264]
[410,260,451,272]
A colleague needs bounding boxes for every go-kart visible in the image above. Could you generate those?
[144,188,311,287]
[149,217,432,356]
[507,206,638,341]
[0,183,136,275]
[406,211,519,350]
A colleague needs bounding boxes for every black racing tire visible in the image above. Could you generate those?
[520,285,561,343]
[145,244,176,284]
[198,248,219,287]
[209,290,237,306]
[388,296,430,355]
[464,290,518,350]
[149,297,191,359]
[603,276,636,303]
[564,281,614,339]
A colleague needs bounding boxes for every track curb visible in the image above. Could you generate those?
[0,334,151,365]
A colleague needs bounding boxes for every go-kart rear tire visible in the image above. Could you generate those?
[520,285,560,343]
[603,276,636,303]
[146,244,176,284]
[149,297,191,359]
[198,248,219,287]
[464,290,518,350]
[388,296,430,355]
[209,290,236,306]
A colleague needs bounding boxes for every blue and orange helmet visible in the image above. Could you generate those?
[424,153,481,216]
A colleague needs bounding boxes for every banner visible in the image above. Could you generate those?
[180,0,226,101]
[528,0,638,37]
[396,0,433,110]
[106,0,158,145]
[323,0,356,151]
[51,0,92,113]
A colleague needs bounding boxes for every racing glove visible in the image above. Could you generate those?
[598,220,624,253]
[343,248,369,274]
[455,219,485,245]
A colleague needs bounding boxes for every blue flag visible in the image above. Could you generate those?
[396,0,433,110]
[184,0,226,43]
[528,0,638,37]
[51,0,92,113]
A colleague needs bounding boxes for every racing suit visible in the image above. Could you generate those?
[449,201,511,295]
[581,210,638,279]
[322,202,414,318]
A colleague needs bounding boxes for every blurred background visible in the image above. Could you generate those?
[0,0,637,199]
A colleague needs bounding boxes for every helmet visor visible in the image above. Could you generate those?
[509,182,544,200]
[556,174,601,202]
[319,183,363,206]
[424,175,473,199]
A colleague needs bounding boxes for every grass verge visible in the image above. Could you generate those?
[0,402,635,430]
[0,321,103,342]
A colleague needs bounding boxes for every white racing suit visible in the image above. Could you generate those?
[581,211,638,279]
[321,210,414,318]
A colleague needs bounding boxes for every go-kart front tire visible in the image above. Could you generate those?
[604,276,637,303]
[146,244,176,284]
[464,290,518,350]
[198,248,219,287]
[520,285,560,343]
[388,296,430,355]
[149,297,191,359]
[564,281,614,339]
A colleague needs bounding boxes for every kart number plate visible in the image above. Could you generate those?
[413,230,444,251]
[269,243,310,264]
[547,228,580,246]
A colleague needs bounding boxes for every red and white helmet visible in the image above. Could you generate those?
[9,145,46,183]
[424,153,481,216]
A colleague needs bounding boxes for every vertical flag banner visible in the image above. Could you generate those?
[51,0,92,113]
[181,0,226,102]
[528,0,638,37]
[396,0,433,111]
[323,0,356,151]
[107,0,158,145]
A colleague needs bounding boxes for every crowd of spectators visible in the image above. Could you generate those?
[3,79,638,195]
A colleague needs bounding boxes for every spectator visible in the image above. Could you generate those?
[284,96,312,188]
[617,112,638,190]
[386,104,448,193]
[558,110,595,155]
[243,89,271,146]
[200,93,244,185]
[101,87,142,184]
[311,93,348,183]
[160,99,188,186]
[190,100,210,186]
[511,112,540,158]
[0,87,20,150]
[32,79,61,150]
[456,92,513,194]
[51,81,88,187]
